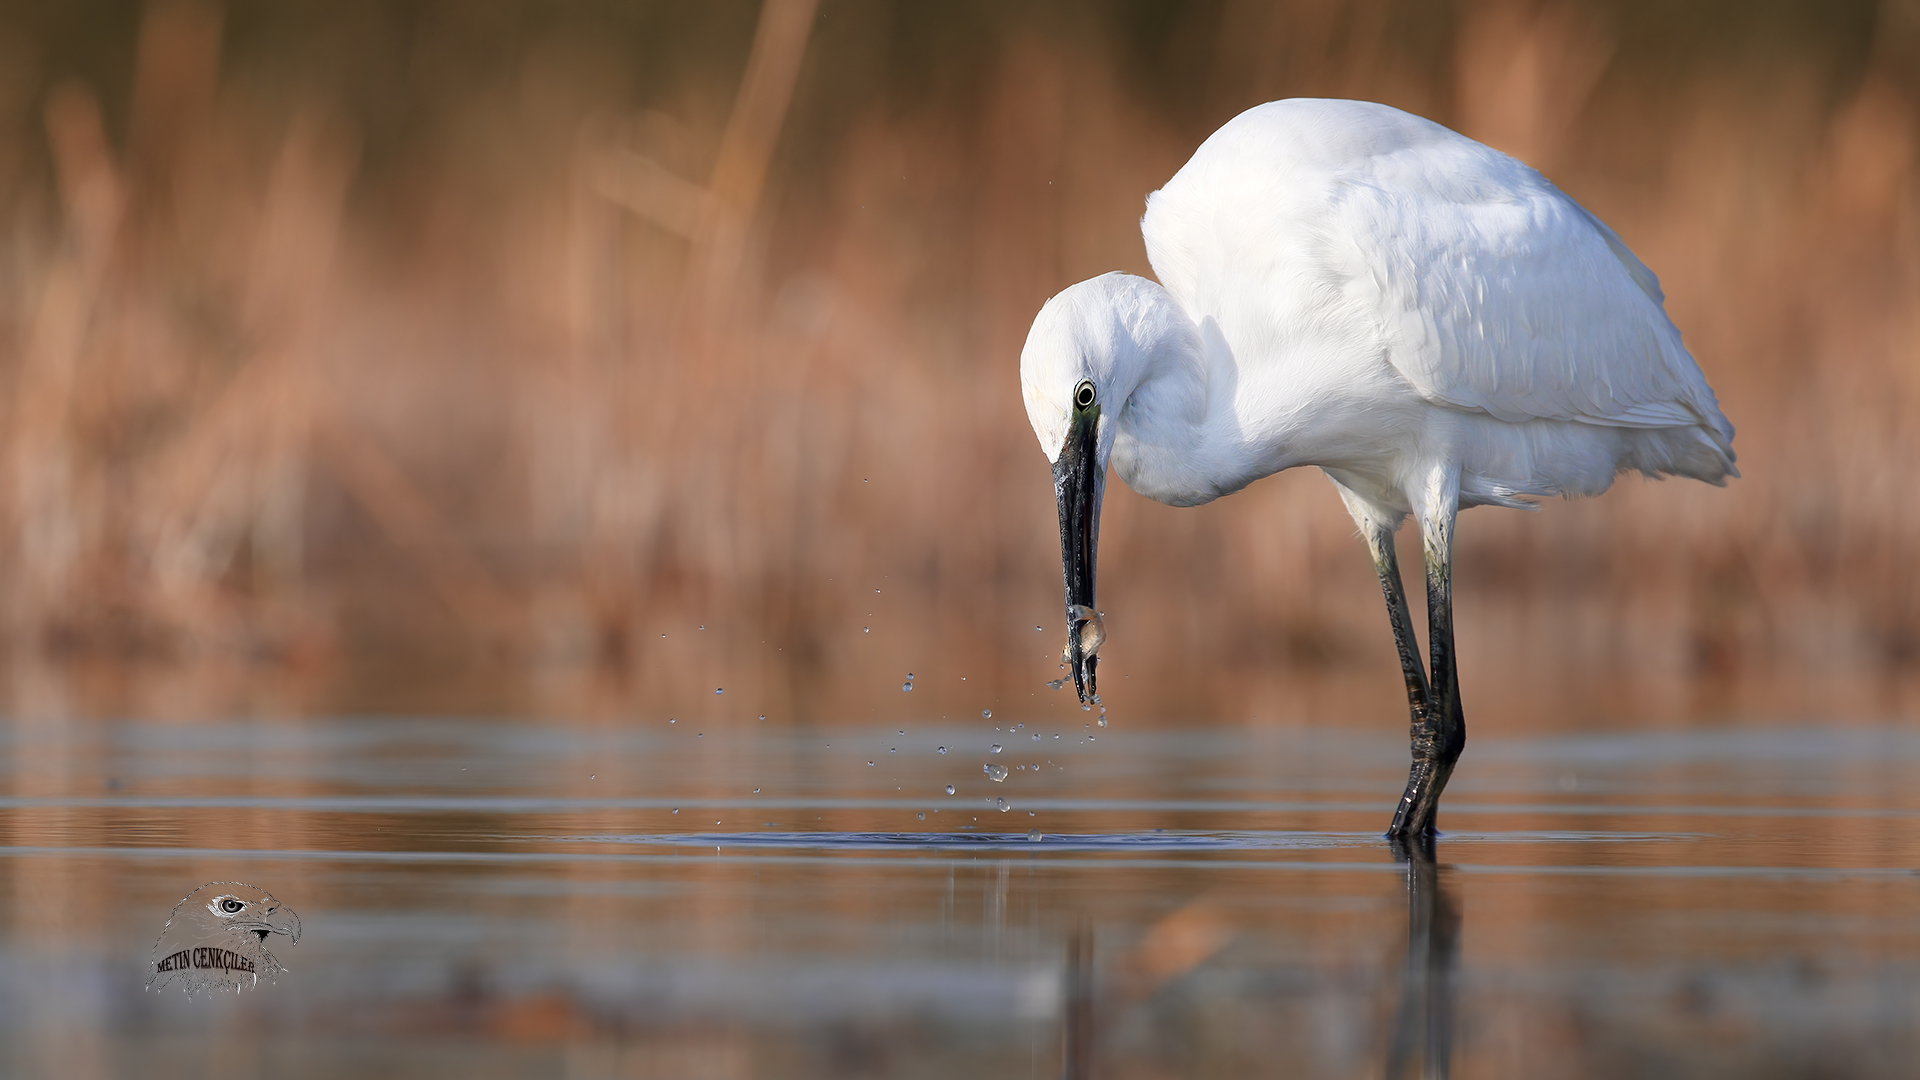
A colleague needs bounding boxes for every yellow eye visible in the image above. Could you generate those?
[1073,380,1095,409]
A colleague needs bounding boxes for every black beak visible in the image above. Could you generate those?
[1053,407,1103,703]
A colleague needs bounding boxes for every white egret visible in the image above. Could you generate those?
[1020,99,1735,839]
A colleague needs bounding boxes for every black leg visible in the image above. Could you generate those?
[1388,521,1467,839]
[1367,525,1432,727]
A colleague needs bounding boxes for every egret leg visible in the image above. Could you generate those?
[1389,496,1466,839]
[1366,525,1432,730]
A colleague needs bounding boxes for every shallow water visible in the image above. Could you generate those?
[2,717,1918,1078]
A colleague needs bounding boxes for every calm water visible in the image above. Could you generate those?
[2,716,1917,1078]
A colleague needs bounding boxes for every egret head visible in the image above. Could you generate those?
[1019,274,1157,703]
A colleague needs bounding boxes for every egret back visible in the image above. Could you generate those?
[1141,99,1735,484]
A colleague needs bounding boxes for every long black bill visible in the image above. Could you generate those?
[1053,407,1103,703]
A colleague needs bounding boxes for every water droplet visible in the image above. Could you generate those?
[867,761,875,766]
[1032,733,1040,740]
[984,763,1009,782]
[936,746,947,754]
[1097,717,1108,728]
[863,626,870,633]
[945,785,956,795]
[589,774,595,779]
[1027,829,1041,842]
[995,798,1010,812]
[902,681,913,692]
[1035,626,1043,631]
[698,625,705,630]
[898,729,905,735]
[714,688,724,695]
[668,718,676,724]
[990,744,1002,753]
[672,808,679,814]
[752,788,760,793]
[981,709,992,719]
[916,812,926,821]
[889,748,897,753]
[1046,679,1065,690]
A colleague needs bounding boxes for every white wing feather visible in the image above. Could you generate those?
[1143,99,1734,451]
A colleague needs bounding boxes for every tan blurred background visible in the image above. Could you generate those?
[0,0,1913,731]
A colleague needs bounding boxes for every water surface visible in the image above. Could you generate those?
[2,718,1916,1078]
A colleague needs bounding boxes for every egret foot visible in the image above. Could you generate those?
[1388,691,1465,839]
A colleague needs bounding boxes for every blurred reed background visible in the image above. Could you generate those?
[0,0,1913,730]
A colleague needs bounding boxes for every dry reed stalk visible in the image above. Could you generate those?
[669,0,820,633]
[685,0,821,337]
[9,85,122,642]
[139,110,361,651]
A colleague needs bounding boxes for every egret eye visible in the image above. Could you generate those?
[219,898,244,914]
[1073,380,1095,409]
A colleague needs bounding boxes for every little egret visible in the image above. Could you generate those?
[1020,99,1735,839]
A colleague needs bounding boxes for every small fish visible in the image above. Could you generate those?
[1068,604,1106,656]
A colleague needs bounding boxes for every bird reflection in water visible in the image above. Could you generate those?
[1385,835,1461,1079]
[1062,921,1094,1080]
[1054,839,1459,1078]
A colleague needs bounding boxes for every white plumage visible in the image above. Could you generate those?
[1020,99,1735,840]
